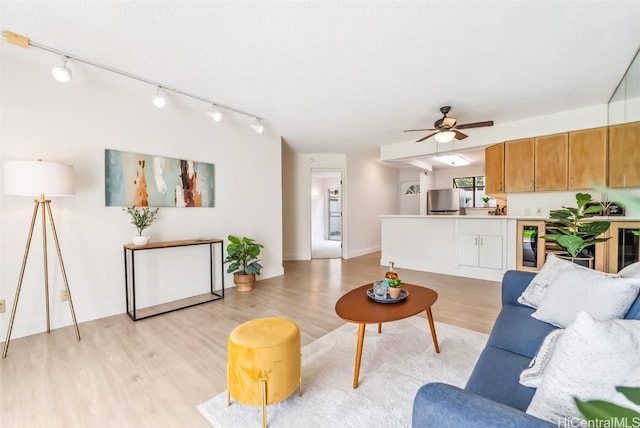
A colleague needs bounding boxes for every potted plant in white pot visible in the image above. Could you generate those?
[124,206,159,245]
[224,235,264,291]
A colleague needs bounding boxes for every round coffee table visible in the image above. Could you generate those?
[334,283,440,388]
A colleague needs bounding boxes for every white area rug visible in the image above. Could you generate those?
[198,316,488,427]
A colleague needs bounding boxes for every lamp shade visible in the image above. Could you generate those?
[3,160,75,196]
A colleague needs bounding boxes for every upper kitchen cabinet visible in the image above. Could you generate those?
[609,121,640,188]
[534,133,568,191]
[484,142,505,197]
[504,138,534,192]
[568,127,607,189]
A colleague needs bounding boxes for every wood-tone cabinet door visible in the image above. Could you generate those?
[484,143,504,196]
[534,133,568,191]
[568,127,607,189]
[505,138,534,192]
[609,121,640,188]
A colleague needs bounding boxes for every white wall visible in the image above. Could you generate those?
[344,152,399,258]
[399,168,421,215]
[282,151,398,260]
[432,165,486,190]
[1,41,283,340]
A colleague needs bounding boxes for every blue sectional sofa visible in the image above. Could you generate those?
[412,270,640,427]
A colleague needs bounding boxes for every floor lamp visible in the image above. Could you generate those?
[2,159,80,358]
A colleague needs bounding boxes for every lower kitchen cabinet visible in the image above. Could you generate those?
[457,219,504,270]
[457,234,503,269]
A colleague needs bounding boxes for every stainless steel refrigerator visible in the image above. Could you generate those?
[427,189,465,215]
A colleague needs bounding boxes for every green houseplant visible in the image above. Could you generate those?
[543,193,610,264]
[482,196,492,207]
[224,235,264,291]
[387,278,402,299]
[124,206,159,245]
[576,386,640,425]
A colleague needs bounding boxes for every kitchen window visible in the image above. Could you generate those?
[453,176,486,207]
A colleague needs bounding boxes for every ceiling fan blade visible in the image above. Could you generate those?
[443,117,457,128]
[454,130,468,140]
[455,120,494,130]
[416,131,439,142]
[404,128,436,132]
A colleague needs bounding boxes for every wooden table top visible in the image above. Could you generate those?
[334,283,438,324]
[124,238,223,250]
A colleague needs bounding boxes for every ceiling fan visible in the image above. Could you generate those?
[404,106,494,143]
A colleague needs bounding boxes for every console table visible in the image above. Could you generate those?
[123,238,224,321]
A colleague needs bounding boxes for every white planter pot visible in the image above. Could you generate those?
[132,235,150,246]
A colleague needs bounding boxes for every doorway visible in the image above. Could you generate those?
[311,169,343,259]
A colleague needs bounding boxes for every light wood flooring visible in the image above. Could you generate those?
[0,252,501,428]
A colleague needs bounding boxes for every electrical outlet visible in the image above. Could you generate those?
[60,289,69,302]
[0,299,5,313]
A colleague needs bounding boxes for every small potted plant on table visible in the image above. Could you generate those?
[224,235,264,291]
[387,278,403,299]
[124,206,159,245]
[482,196,492,207]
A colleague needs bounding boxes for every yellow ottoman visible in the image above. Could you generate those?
[227,317,301,427]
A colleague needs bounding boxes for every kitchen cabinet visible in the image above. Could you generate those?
[568,127,607,189]
[457,219,503,269]
[534,133,568,191]
[504,138,534,192]
[484,143,505,197]
[609,121,640,188]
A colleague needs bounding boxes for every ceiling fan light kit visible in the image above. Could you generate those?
[404,106,494,143]
[434,131,456,144]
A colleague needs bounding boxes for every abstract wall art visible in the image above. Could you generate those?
[105,149,215,207]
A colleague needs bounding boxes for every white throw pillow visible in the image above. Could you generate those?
[619,261,640,278]
[519,329,564,388]
[526,312,640,424]
[531,270,640,327]
[518,253,614,309]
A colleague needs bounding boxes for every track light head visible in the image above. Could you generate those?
[152,86,166,108]
[51,56,72,83]
[251,118,265,134]
[207,104,222,122]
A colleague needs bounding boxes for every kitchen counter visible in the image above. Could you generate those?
[381,215,640,282]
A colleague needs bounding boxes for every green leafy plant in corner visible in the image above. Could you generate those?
[224,235,264,275]
[542,193,611,258]
[576,386,640,425]
[482,196,492,203]
[124,206,159,235]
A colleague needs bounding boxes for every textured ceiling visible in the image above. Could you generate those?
[1,1,639,155]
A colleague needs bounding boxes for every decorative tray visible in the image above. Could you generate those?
[366,288,409,304]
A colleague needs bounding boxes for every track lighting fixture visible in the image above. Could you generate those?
[152,86,166,109]
[207,104,222,122]
[3,31,266,131]
[251,118,265,134]
[51,56,72,83]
